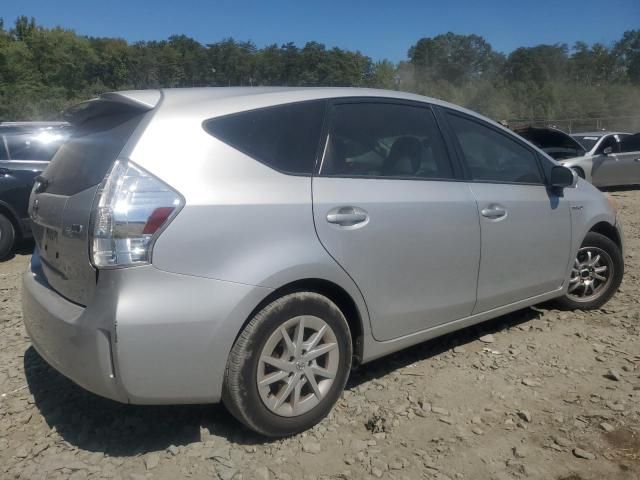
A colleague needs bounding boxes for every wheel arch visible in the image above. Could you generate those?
[589,221,622,250]
[238,278,365,366]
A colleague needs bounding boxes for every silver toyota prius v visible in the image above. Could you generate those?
[22,88,625,436]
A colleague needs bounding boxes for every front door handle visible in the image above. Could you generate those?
[0,167,11,176]
[481,205,507,219]
[326,206,368,226]
[634,158,640,163]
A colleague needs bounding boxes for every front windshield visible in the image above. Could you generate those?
[571,135,602,151]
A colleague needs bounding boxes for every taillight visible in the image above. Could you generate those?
[90,160,183,268]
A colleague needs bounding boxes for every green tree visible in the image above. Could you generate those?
[409,33,503,85]
[368,60,397,89]
[0,15,639,128]
[614,30,640,83]
[13,16,36,41]
[503,44,568,86]
[569,41,616,85]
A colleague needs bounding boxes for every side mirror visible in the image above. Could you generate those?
[603,146,613,155]
[550,165,576,189]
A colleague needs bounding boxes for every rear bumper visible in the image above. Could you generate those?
[22,252,125,402]
[22,250,273,404]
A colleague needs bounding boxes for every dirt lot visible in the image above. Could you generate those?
[1,189,639,480]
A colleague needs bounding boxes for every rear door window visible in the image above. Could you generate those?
[620,133,640,153]
[321,102,454,179]
[446,113,543,184]
[6,131,67,161]
[203,100,326,175]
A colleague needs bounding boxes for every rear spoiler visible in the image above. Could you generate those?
[63,90,162,126]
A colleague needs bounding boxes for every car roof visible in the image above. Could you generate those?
[571,131,630,136]
[0,121,68,127]
[157,86,457,106]
[100,87,505,130]
[0,122,70,135]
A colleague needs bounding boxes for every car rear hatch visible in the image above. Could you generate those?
[29,91,160,305]
[514,126,586,160]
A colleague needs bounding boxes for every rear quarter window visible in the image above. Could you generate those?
[203,100,327,175]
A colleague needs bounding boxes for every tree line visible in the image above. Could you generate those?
[1,16,639,126]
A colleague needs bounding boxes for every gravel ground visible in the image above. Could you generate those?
[1,188,640,480]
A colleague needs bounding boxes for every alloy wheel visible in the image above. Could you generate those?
[257,315,339,417]
[567,246,613,302]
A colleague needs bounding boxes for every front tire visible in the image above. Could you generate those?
[222,292,352,437]
[556,232,623,310]
[0,213,16,261]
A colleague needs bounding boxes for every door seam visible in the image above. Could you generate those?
[467,183,483,315]
[309,176,375,339]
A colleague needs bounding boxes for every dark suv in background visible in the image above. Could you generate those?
[0,122,70,259]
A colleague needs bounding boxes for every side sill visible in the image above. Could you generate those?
[361,288,563,364]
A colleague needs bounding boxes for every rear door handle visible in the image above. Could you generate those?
[0,167,11,175]
[481,205,507,219]
[634,158,640,163]
[326,207,368,226]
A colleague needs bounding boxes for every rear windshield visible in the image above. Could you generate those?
[42,112,144,196]
[203,100,326,175]
[571,135,601,151]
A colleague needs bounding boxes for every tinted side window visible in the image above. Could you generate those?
[204,100,326,175]
[321,103,453,179]
[596,135,620,154]
[620,133,640,153]
[446,113,543,184]
[6,131,66,161]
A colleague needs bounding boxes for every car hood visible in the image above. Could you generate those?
[515,126,587,160]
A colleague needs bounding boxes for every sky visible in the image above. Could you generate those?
[3,0,639,61]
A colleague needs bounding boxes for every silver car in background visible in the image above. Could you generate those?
[517,127,640,187]
[22,88,625,436]
[568,131,640,186]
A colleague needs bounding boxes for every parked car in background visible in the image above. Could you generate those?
[515,126,588,160]
[516,127,640,187]
[571,131,631,154]
[0,122,70,259]
[23,88,624,437]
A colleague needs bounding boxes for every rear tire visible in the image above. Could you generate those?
[0,213,15,261]
[555,232,623,310]
[222,292,352,437]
